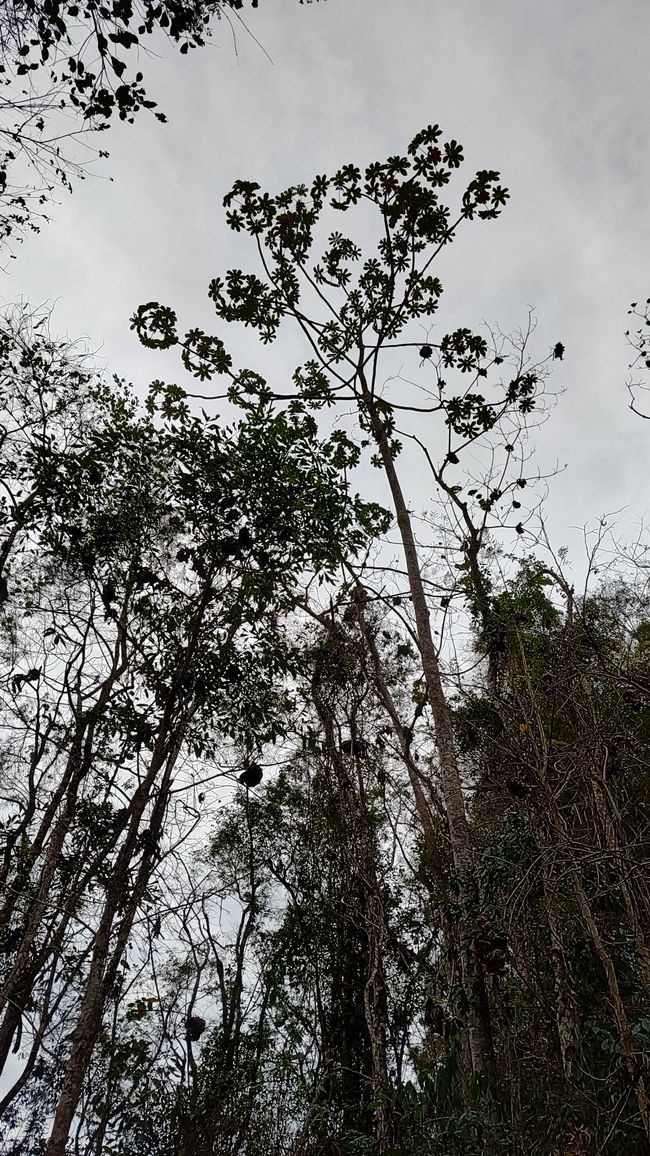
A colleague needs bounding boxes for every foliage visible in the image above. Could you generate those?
[0,302,382,1153]
[131,124,551,563]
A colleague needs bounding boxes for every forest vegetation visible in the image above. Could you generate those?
[0,4,649,1154]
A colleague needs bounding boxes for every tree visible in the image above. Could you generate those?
[132,124,552,1120]
[110,562,650,1156]
[6,128,649,1156]
[0,302,383,1155]
[457,559,650,1150]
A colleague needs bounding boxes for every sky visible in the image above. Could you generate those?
[1,0,649,1114]
[4,0,650,579]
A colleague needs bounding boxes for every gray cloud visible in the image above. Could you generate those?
[5,0,650,565]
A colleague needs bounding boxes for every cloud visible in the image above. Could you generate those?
[4,0,650,561]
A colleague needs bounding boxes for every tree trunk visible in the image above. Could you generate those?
[44,740,180,1156]
[364,385,496,1086]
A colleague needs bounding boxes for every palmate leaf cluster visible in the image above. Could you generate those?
[131,125,537,546]
[207,125,507,356]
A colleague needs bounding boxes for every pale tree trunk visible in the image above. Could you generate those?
[356,604,440,842]
[356,603,478,1101]
[44,738,181,1156]
[363,385,496,1086]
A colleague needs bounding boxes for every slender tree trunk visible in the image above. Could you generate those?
[362,879,393,1152]
[0,728,93,1070]
[591,773,650,990]
[357,601,478,1105]
[45,587,216,1154]
[44,739,181,1156]
[0,638,128,1071]
[364,385,496,1085]
[568,863,650,1137]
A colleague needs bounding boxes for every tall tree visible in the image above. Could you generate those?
[132,124,551,1117]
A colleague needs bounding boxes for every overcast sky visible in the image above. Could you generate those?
[4,0,650,576]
